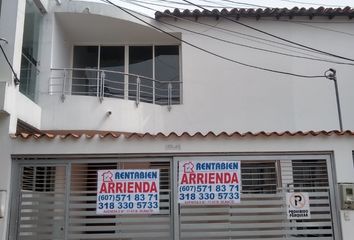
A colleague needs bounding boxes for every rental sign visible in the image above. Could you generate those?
[178,160,241,205]
[96,169,159,215]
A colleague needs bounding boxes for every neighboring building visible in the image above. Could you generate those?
[0,0,354,239]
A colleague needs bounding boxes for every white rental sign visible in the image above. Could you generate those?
[96,169,159,215]
[286,192,311,219]
[178,160,241,205]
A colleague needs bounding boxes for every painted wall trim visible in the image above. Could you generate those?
[0,82,6,113]
[16,92,41,129]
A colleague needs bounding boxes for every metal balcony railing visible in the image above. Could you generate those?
[49,68,182,110]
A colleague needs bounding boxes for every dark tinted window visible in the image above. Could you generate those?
[70,45,181,105]
[155,46,180,104]
[100,46,125,98]
[129,46,153,103]
[72,46,99,96]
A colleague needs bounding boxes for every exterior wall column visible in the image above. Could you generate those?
[0,0,26,133]
[0,115,14,240]
[0,0,25,84]
[0,0,26,238]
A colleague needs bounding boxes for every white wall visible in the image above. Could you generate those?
[16,92,41,129]
[9,134,354,239]
[0,83,6,112]
[0,0,47,133]
[0,0,25,84]
[40,95,164,132]
[0,0,27,133]
[0,116,13,240]
[0,3,23,236]
[162,17,354,133]
[35,1,354,133]
[1,1,354,239]
[37,10,72,101]
[10,134,354,182]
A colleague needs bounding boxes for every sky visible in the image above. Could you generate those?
[89,0,354,16]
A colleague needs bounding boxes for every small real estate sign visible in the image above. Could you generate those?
[178,160,241,205]
[286,192,311,219]
[96,169,159,215]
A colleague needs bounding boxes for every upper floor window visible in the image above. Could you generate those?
[72,45,181,105]
[20,0,42,102]
[155,46,180,105]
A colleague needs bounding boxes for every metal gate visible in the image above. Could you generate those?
[175,156,339,240]
[10,154,340,240]
[11,158,172,240]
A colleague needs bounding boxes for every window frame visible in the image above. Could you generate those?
[71,44,182,104]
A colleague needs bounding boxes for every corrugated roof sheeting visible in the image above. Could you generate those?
[155,7,354,19]
[10,130,354,140]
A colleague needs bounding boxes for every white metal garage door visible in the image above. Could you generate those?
[12,158,172,240]
[176,158,337,240]
[10,154,340,240]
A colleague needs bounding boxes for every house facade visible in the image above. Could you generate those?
[0,0,354,239]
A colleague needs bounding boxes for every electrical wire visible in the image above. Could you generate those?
[0,43,20,85]
[196,0,354,21]
[189,0,349,11]
[134,0,353,59]
[157,19,354,65]
[122,0,187,10]
[198,0,237,8]
[117,0,350,70]
[131,0,333,58]
[211,0,348,8]
[155,0,354,23]
[101,0,325,79]
[199,0,349,9]
[280,0,348,8]
[158,14,325,57]
[217,0,268,8]
[265,19,354,24]
[179,0,266,8]
[203,0,354,30]
[126,0,354,65]
[140,0,235,8]
[179,0,354,62]
[265,19,354,37]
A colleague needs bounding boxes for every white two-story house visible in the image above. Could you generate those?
[0,0,354,239]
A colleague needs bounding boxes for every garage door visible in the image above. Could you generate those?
[10,155,340,240]
[177,158,338,240]
[11,158,172,240]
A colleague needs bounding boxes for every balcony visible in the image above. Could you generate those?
[49,68,182,109]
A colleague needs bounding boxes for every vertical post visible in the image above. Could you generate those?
[332,78,343,132]
[61,69,66,102]
[136,76,140,107]
[100,71,105,103]
[97,46,101,98]
[172,158,180,240]
[124,46,129,100]
[124,74,129,100]
[153,80,156,104]
[325,69,343,132]
[96,70,100,97]
[25,59,30,94]
[168,82,172,111]
[152,45,155,104]
[64,163,71,240]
